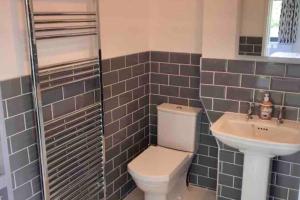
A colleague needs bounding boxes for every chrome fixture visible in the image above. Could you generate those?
[247,102,255,120]
[277,106,285,125]
[24,1,105,199]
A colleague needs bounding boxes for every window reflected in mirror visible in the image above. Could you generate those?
[239,0,300,59]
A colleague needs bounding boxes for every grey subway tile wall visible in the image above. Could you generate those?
[102,52,150,200]
[1,65,105,199]
[1,51,221,200]
[149,51,219,190]
[200,58,300,200]
[239,36,263,56]
[0,77,42,200]
[40,65,104,199]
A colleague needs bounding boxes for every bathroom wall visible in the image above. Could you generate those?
[102,52,150,200]
[102,50,219,198]
[0,0,150,197]
[102,0,205,56]
[0,1,103,198]
[0,1,206,199]
[239,0,267,57]
[0,0,31,80]
[148,0,203,54]
[238,0,266,56]
[0,65,107,200]
[0,77,41,200]
[240,0,267,37]
[0,0,100,81]
[202,0,241,59]
[0,0,204,80]
[0,50,214,200]
[200,58,300,200]
[0,53,150,200]
[148,51,218,190]
[0,90,14,200]
[0,0,150,80]
[238,36,263,56]
[99,0,150,59]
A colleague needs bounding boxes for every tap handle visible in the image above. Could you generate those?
[277,106,285,124]
[249,102,255,112]
[279,106,285,116]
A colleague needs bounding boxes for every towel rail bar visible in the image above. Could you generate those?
[24,0,105,199]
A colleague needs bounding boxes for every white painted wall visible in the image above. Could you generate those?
[202,0,242,59]
[99,0,150,59]
[0,0,30,81]
[0,0,150,81]
[0,0,205,81]
[148,0,203,54]
[2,0,266,81]
[240,0,268,37]
[0,0,98,81]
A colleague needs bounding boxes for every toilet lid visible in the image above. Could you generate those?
[128,146,191,182]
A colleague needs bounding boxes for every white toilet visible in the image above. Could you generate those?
[128,103,201,200]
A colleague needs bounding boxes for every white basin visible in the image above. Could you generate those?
[211,112,300,200]
[211,112,300,156]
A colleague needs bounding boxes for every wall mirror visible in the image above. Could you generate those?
[239,0,300,59]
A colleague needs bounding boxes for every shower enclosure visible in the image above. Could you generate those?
[24,0,105,199]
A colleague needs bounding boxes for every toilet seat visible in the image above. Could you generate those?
[128,146,192,182]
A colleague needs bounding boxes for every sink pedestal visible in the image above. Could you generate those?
[241,152,272,200]
[210,113,300,200]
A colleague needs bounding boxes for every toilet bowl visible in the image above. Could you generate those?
[128,146,193,200]
[128,103,201,200]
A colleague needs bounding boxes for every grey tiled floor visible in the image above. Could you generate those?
[124,186,216,200]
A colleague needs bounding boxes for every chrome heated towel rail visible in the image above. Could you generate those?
[24,1,105,199]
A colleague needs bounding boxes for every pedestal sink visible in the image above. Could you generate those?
[210,112,300,200]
